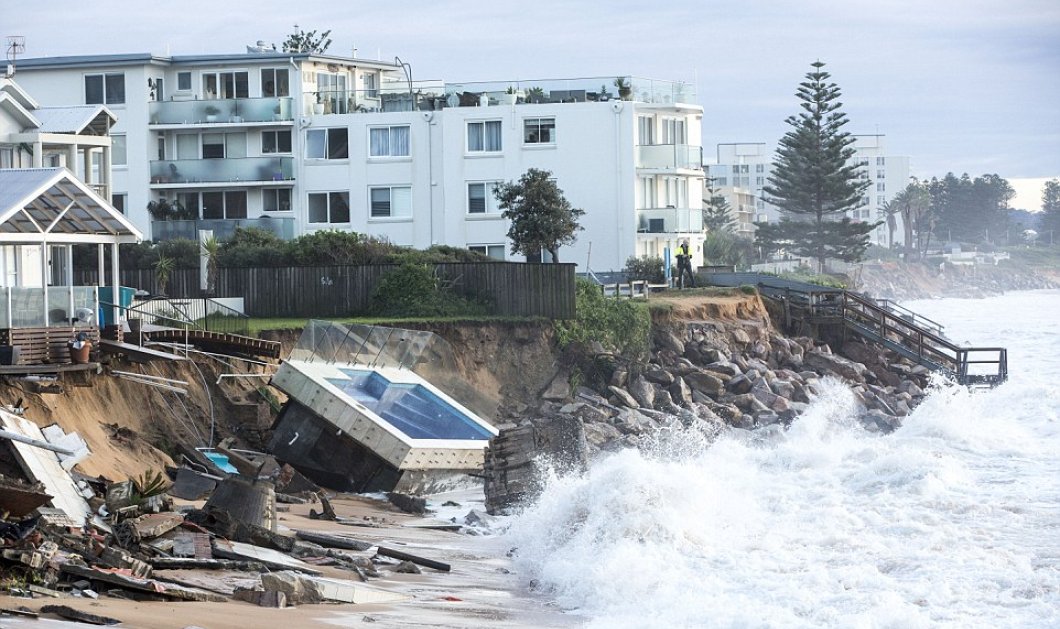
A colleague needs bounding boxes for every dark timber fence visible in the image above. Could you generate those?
[75,263,576,319]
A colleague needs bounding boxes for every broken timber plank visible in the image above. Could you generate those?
[294,530,372,551]
[376,546,451,572]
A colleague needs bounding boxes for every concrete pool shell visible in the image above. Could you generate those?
[268,321,499,490]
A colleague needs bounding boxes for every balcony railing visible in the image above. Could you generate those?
[636,208,703,234]
[636,144,704,171]
[151,217,295,242]
[149,97,294,125]
[1,286,98,329]
[150,157,294,185]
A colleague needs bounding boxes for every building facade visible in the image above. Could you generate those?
[709,136,910,247]
[13,52,704,272]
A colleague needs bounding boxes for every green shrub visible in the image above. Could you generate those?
[555,278,651,358]
[369,263,490,317]
[622,255,665,283]
[739,284,758,295]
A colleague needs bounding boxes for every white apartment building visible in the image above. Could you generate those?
[13,50,704,272]
[709,137,910,247]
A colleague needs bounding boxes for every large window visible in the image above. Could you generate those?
[263,188,292,212]
[523,118,555,144]
[363,72,378,98]
[176,72,192,91]
[201,132,247,159]
[467,182,502,214]
[260,68,290,97]
[308,192,350,224]
[369,126,410,157]
[262,130,292,154]
[306,128,349,159]
[202,71,249,100]
[111,135,127,166]
[369,186,412,218]
[638,116,654,145]
[638,177,656,209]
[201,191,248,220]
[85,73,125,105]
[467,121,502,152]
[0,147,14,168]
[468,244,506,260]
[661,118,686,144]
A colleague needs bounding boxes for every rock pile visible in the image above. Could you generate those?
[485,319,933,514]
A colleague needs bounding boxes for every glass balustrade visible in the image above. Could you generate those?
[150,157,293,184]
[636,208,704,234]
[152,217,295,242]
[0,286,98,328]
[149,97,294,125]
[636,144,704,170]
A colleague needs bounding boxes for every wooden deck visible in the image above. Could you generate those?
[0,326,101,366]
[140,328,281,359]
[98,339,186,363]
[0,362,99,375]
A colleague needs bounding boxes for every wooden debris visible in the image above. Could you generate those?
[376,546,451,572]
[294,529,372,551]
[41,604,121,625]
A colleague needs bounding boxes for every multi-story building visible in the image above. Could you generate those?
[13,50,704,272]
[709,136,910,247]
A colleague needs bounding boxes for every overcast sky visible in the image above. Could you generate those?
[7,0,1059,209]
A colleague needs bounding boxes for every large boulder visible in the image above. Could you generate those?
[542,373,571,401]
[726,374,754,394]
[643,366,675,386]
[628,376,656,408]
[804,350,868,383]
[685,371,724,397]
[608,385,639,409]
[669,377,693,407]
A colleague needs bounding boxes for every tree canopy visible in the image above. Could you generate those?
[926,173,1013,244]
[760,61,870,271]
[279,26,332,53]
[494,168,585,262]
[754,218,877,265]
[1037,178,1060,240]
[703,177,735,234]
[885,181,934,259]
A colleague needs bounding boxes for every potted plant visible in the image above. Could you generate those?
[147,199,174,221]
[230,100,243,123]
[599,84,612,101]
[68,331,91,364]
[614,77,633,101]
[313,93,325,115]
[526,86,546,104]
[204,104,221,122]
[503,86,518,105]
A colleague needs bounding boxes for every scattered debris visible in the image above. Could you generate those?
[41,604,121,625]
[375,546,451,572]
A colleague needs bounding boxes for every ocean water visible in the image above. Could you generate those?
[505,290,1060,628]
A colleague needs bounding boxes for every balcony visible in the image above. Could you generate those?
[636,144,703,171]
[636,208,703,234]
[149,157,294,187]
[149,97,294,126]
[152,217,295,242]
[440,76,696,107]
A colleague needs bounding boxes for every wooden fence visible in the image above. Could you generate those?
[75,263,576,319]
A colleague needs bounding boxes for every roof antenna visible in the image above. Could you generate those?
[5,35,25,78]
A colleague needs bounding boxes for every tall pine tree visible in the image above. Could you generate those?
[761,61,872,271]
[1040,179,1060,242]
[703,177,736,233]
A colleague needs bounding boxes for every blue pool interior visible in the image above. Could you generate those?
[327,369,492,440]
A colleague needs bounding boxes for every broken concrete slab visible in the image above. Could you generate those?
[41,604,120,626]
[211,539,320,574]
[170,467,218,501]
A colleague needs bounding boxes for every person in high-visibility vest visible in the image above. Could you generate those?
[675,240,696,288]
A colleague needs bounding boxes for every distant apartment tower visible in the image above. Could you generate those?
[709,137,910,247]
[13,50,703,272]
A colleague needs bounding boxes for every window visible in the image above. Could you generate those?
[467,121,502,152]
[111,194,126,214]
[523,118,555,144]
[201,132,247,159]
[756,176,764,186]
[638,177,656,209]
[716,176,728,186]
[637,116,654,145]
[661,118,686,144]
[262,130,292,154]
[308,192,350,224]
[877,182,886,192]
[876,156,886,166]
[177,192,200,218]
[201,190,248,220]
[157,137,166,161]
[363,72,378,98]
[369,126,410,157]
[467,182,502,214]
[877,195,887,206]
[202,71,249,100]
[468,244,506,260]
[177,72,192,91]
[369,186,412,218]
[260,68,289,97]
[85,73,125,105]
[111,135,127,166]
[662,177,688,208]
[877,170,886,179]
[0,147,13,168]
[860,195,870,206]
[755,164,764,173]
[263,188,292,212]
[306,128,349,159]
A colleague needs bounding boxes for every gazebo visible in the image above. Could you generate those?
[0,167,142,368]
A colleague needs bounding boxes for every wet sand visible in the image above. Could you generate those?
[0,493,573,629]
